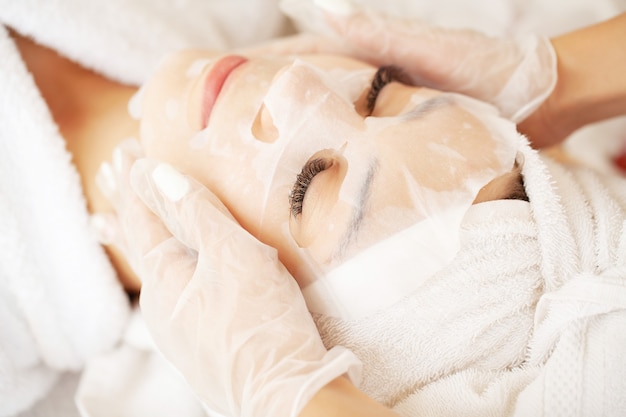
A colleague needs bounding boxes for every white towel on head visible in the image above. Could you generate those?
[313,136,626,416]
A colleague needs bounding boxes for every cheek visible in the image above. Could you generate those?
[139,80,201,159]
[297,200,355,267]
[140,123,190,172]
[139,101,206,174]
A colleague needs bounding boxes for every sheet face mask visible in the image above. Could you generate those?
[151,59,520,320]
[301,94,523,319]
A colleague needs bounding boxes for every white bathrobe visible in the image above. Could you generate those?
[0,1,289,416]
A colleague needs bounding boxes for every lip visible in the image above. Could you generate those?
[201,55,248,128]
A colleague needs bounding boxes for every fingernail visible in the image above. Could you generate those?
[90,213,116,245]
[314,0,357,16]
[112,147,124,173]
[96,162,116,196]
[123,137,144,156]
[151,163,190,202]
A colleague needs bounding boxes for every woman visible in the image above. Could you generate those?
[104,49,531,417]
[3,1,623,415]
[102,13,626,417]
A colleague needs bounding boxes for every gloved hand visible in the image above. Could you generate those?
[276,0,557,122]
[97,142,361,417]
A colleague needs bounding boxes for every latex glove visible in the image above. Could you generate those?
[103,148,361,417]
[283,0,557,122]
[93,139,155,282]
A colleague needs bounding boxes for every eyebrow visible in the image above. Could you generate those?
[331,158,378,262]
[326,96,451,262]
[401,95,453,122]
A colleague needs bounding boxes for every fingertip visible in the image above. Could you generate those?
[151,163,190,202]
[118,137,145,158]
[112,146,124,173]
[96,161,117,198]
[90,212,118,245]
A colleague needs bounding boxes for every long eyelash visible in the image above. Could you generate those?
[289,158,331,217]
[366,65,411,114]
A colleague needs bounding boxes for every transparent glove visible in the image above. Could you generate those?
[100,146,361,417]
[284,0,557,122]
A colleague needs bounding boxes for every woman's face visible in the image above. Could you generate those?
[137,50,517,286]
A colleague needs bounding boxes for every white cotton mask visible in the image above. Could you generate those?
[142,56,520,320]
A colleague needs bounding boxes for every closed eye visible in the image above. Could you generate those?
[289,158,333,218]
[366,65,411,114]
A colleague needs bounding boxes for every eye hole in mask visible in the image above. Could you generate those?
[289,157,333,218]
[289,149,350,250]
[364,65,412,115]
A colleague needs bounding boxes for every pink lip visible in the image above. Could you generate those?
[201,55,248,128]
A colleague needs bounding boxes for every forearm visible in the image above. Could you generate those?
[300,377,401,417]
[552,13,626,132]
[519,13,626,146]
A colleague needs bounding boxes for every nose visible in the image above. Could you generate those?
[263,63,363,138]
[251,104,279,143]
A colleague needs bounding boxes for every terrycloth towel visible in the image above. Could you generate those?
[312,136,626,416]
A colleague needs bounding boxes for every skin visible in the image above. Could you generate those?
[518,13,626,148]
